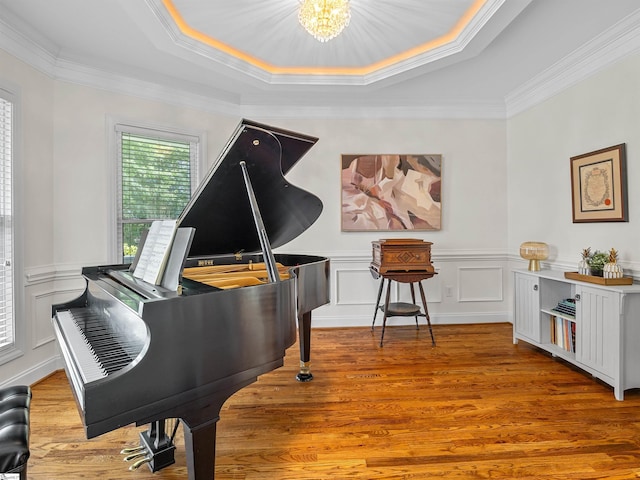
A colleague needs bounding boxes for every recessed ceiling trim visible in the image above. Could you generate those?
[159,0,497,81]
[360,0,508,86]
[506,8,640,117]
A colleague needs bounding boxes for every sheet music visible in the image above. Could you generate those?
[161,227,195,291]
[133,220,178,285]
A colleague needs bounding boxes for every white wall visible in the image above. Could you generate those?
[0,50,58,385]
[52,82,240,266]
[507,52,640,273]
[257,117,510,327]
[258,117,508,255]
[50,97,510,329]
[50,104,509,266]
[0,48,512,385]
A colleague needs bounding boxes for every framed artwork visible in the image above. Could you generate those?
[341,154,442,231]
[570,144,627,223]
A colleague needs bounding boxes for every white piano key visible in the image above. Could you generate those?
[55,310,108,383]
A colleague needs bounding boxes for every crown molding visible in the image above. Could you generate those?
[240,99,506,120]
[152,0,518,87]
[0,16,507,120]
[505,9,640,118]
[0,15,57,76]
[0,0,506,119]
[53,58,241,116]
[12,6,640,121]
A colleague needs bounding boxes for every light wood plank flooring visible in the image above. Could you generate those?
[28,323,640,479]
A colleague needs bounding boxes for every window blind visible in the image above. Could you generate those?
[116,127,198,262]
[0,96,13,349]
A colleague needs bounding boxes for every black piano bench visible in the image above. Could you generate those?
[0,385,31,480]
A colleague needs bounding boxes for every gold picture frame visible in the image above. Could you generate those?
[570,144,627,223]
[341,154,442,231]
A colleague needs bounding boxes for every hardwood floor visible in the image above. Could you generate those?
[28,323,640,479]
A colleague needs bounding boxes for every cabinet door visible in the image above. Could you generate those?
[514,273,541,342]
[575,286,619,378]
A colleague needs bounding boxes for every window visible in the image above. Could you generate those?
[115,125,199,262]
[0,92,14,351]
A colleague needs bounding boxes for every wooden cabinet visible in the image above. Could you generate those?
[513,272,541,343]
[574,286,618,380]
[513,270,640,400]
[370,239,434,275]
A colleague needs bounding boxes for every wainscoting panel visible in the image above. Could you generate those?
[458,266,504,302]
[335,269,380,305]
[30,290,56,349]
[395,273,442,304]
[316,253,510,328]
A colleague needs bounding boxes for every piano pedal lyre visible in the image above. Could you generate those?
[121,419,179,473]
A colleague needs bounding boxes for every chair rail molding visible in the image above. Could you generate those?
[312,250,511,328]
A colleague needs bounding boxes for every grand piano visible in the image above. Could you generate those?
[51,119,330,480]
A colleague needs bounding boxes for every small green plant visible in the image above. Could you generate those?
[123,243,138,258]
[587,250,609,275]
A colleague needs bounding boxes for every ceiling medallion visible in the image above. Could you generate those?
[298,0,351,43]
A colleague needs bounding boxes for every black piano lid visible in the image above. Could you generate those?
[177,119,323,257]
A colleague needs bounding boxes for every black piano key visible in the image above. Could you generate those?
[68,308,146,376]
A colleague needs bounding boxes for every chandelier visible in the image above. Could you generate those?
[298,0,351,43]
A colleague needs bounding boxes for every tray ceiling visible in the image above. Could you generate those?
[1,0,639,114]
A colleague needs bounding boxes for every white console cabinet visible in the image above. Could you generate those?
[513,270,640,400]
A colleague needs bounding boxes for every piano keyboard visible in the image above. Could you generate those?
[55,309,145,384]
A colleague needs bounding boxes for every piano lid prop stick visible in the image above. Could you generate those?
[239,160,280,283]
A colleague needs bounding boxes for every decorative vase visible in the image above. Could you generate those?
[604,248,624,279]
[578,248,591,275]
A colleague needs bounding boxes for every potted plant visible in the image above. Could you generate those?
[587,250,609,277]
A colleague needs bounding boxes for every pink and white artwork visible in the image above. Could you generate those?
[341,154,442,231]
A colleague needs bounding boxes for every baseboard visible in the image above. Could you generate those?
[311,312,510,328]
[0,357,60,388]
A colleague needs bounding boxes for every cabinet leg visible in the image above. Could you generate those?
[614,386,624,401]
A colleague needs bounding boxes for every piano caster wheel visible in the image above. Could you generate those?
[296,372,313,382]
[296,361,313,382]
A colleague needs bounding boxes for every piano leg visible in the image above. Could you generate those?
[180,379,255,480]
[183,420,217,480]
[296,311,313,382]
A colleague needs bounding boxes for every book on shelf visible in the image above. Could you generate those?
[551,298,576,318]
[549,315,576,353]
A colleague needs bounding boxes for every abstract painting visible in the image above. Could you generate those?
[341,154,442,231]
